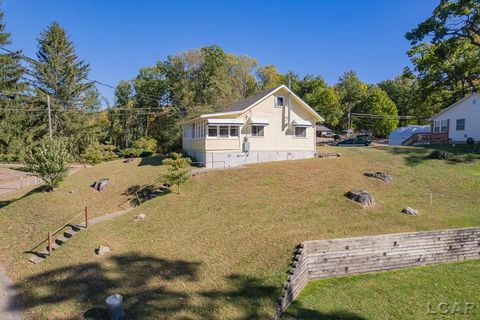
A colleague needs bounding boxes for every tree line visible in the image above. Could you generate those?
[1,0,479,162]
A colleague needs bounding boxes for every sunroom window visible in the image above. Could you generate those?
[230,126,239,137]
[208,126,218,137]
[219,126,229,138]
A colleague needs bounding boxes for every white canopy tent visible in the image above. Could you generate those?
[388,125,431,146]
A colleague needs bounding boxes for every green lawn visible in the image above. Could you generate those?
[284,260,480,320]
[0,146,479,319]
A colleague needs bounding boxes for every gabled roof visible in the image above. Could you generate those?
[181,84,324,124]
[223,86,279,112]
[429,93,480,120]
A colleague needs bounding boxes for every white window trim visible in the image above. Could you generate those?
[294,126,308,138]
[456,119,465,131]
[433,120,448,133]
[207,125,241,139]
[250,125,266,137]
[275,95,285,108]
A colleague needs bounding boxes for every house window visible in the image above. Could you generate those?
[433,120,448,133]
[230,126,239,137]
[251,125,265,137]
[208,126,218,137]
[295,127,307,138]
[275,96,284,107]
[456,119,465,131]
[219,126,229,138]
[473,99,477,105]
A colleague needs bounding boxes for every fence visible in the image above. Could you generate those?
[276,227,480,318]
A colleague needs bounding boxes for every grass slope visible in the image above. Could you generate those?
[284,260,480,320]
[0,146,479,319]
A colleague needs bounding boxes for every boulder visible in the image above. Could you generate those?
[92,178,110,191]
[402,207,418,215]
[345,189,374,208]
[364,171,393,183]
[96,245,111,255]
[318,152,342,158]
[134,213,146,221]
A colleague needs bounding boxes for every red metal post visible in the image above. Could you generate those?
[85,206,89,228]
[48,231,53,255]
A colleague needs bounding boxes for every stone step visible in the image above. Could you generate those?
[28,255,45,264]
[71,224,84,232]
[64,229,78,238]
[55,236,69,244]
[37,250,49,258]
[28,225,84,264]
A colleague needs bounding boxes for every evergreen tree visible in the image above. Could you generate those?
[32,22,100,157]
[0,5,32,161]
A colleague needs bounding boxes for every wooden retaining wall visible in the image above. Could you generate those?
[276,227,480,318]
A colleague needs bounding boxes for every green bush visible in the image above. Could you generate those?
[26,139,71,191]
[133,137,157,156]
[429,150,454,160]
[121,147,143,158]
[82,144,118,165]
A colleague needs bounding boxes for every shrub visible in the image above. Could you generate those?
[161,152,191,194]
[121,147,143,158]
[26,139,71,191]
[429,150,454,160]
[82,144,118,165]
[132,137,157,156]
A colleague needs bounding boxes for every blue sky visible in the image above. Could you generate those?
[3,0,438,104]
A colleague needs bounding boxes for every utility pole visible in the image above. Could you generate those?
[47,95,52,139]
[348,105,351,130]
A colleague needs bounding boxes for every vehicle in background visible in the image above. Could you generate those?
[336,135,371,147]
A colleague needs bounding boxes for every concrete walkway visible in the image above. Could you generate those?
[0,264,22,320]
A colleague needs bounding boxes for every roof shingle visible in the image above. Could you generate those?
[223,86,281,112]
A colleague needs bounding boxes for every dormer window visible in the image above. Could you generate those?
[275,96,284,107]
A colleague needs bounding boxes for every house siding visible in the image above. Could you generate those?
[182,87,319,167]
[430,94,480,143]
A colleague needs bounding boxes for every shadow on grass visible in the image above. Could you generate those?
[0,185,49,209]
[385,147,431,167]
[137,156,166,167]
[11,252,294,319]
[13,252,200,319]
[123,183,171,206]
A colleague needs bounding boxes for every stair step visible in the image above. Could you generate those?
[28,255,45,264]
[37,250,50,258]
[71,224,84,232]
[55,236,69,244]
[64,230,77,238]
[45,243,60,251]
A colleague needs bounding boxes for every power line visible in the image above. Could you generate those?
[0,46,165,104]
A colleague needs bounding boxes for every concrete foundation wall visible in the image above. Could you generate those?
[198,150,315,168]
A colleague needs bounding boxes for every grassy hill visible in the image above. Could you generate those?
[0,146,479,319]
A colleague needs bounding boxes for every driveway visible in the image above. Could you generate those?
[0,264,22,319]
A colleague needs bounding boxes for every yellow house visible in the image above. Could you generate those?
[182,84,324,168]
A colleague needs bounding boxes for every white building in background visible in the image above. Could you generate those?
[181,85,324,168]
[429,93,480,144]
[388,125,431,146]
